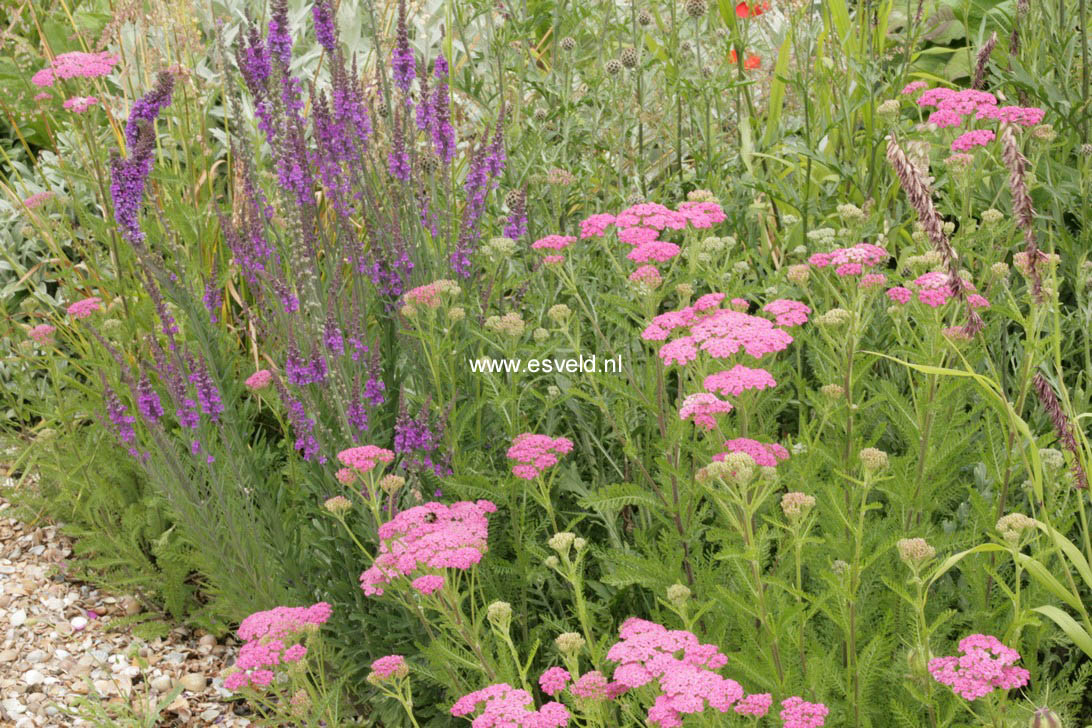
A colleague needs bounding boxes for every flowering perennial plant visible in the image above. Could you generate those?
[507,433,574,480]
[225,602,332,690]
[450,683,570,727]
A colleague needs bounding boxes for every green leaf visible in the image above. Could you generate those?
[1032,606,1092,659]
[578,482,657,512]
[1013,552,1083,612]
[761,33,793,148]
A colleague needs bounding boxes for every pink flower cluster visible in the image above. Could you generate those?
[538,667,570,696]
[359,500,497,596]
[951,129,995,152]
[807,244,890,277]
[627,241,681,264]
[337,445,395,473]
[928,633,1030,700]
[62,96,98,113]
[703,365,777,397]
[225,602,332,691]
[888,272,990,309]
[22,190,54,209]
[31,51,119,87]
[605,618,742,728]
[715,437,790,467]
[629,265,663,287]
[245,369,273,391]
[404,280,458,307]
[763,299,811,327]
[779,696,829,727]
[678,393,734,430]
[580,213,615,238]
[735,692,772,717]
[66,297,101,319]
[450,683,570,727]
[507,433,574,480]
[568,670,627,700]
[371,654,407,679]
[28,324,56,344]
[532,235,577,251]
[657,309,794,366]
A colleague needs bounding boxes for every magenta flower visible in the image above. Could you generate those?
[23,191,54,209]
[779,696,829,727]
[360,500,497,596]
[28,324,56,344]
[62,96,98,113]
[676,200,726,228]
[227,602,331,691]
[629,265,662,286]
[627,240,681,264]
[371,655,407,679]
[901,81,928,95]
[763,299,811,327]
[507,433,573,479]
[336,445,395,473]
[703,365,777,397]
[716,437,789,467]
[951,129,995,152]
[735,692,772,717]
[678,392,734,430]
[245,369,273,391]
[886,286,912,304]
[531,234,577,251]
[538,666,571,696]
[928,633,1030,700]
[31,50,119,87]
[67,297,102,319]
[617,226,660,246]
[614,202,688,231]
[808,243,889,274]
[411,574,445,595]
[580,213,615,238]
[451,683,570,726]
[542,254,565,265]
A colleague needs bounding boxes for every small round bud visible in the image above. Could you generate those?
[547,304,571,323]
[572,537,587,551]
[324,495,352,514]
[896,537,936,567]
[815,308,851,326]
[555,632,585,655]
[780,491,816,520]
[667,583,691,605]
[534,107,548,122]
[637,9,653,25]
[378,474,405,494]
[859,447,889,473]
[877,99,900,116]
[620,47,639,68]
[981,208,1004,226]
[831,559,849,576]
[533,327,549,343]
[487,601,512,631]
[787,264,811,285]
[605,59,623,76]
[547,385,560,397]
[685,0,707,17]
[560,36,576,51]
[821,383,844,399]
[447,306,466,322]
[548,531,576,554]
[544,555,560,569]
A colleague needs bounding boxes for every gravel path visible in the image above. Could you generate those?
[0,490,253,726]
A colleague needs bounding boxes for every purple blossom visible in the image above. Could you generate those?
[124,71,174,151]
[504,188,527,240]
[312,0,337,52]
[388,109,410,182]
[268,0,293,67]
[391,0,415,93]
[188,357,224,423]
[203,281,222,323]
[177,398,200,429]
[135,373,163,422]
[280,387,320,461]
[103,383,137,445]
[285,348,327,386]
[323,316,344,355]
[365,376,386,407]
[429,55,455,163]
[394,398,452,476]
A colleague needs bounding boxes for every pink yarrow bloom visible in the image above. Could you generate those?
[580,213,615,238]
[808,243,889,274]
[951,129,995,152]
[245,369,273,391]
[676,201,726,228]
[539,667,571,696]
[618,226,660,246]
[901,81,928,95]
[629,265,662,287]
[31,51,119,87]
[678,392,734,430]
[627,241,681,264]
[734,692,772,717]
[779,696,829,728]
[28,324,56,344]
[605,618,742,727]
[62,96,98,113]
[360,500,497,596]
[542,255,565,265]
[886,286,912,304]
[67,297,101,319]
[928,633,1030,700]
[411,574,445,595]
[703,365,777,397]
[614,202,688,231]
[371,655,407,679]
[451,683,570,726]
[507,433,573,479]
[337,445,395,473]
[226,602,332,691]
[716,438,789,467]
[532,234,577,251]
[23,191,54,209]
[763,299,811,327]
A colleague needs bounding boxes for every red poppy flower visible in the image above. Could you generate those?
[736,0,770,17]
[728,50,762,70]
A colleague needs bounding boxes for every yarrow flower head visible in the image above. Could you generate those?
[226,602,332,691]
[928,634,1030,700]
[808,243,890,276]
[337,445,395,474]
[780,492,816,520]
[763,299,811,327]
[779,697,829,728]
[369,655,409,681]
[507,433,574,479]
[451,683,570,727]
[605,618,742,727]
[735,693,772,717]
[702,365,777,397]
[245,369,273,391]
[28,324,56,344]
[897,538,936,568]
[678,392,734,430]
[539,667,571,696]
[67,297,102,319]
[716,438,789,468]
[62,96,98,113]
[31,51,119,87]
[359,500,497,595]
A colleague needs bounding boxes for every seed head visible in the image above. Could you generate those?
[324,495,352,514]
[685,0,707,17]
[620,47,639,68]
[378,474,405,494]
[487,600,512,630]
[859,447,889,473]
[560,36,576,51]
[548,531,577,554]
[605,58,623,76]
[667,583,691,605]
[637,9,653,25]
